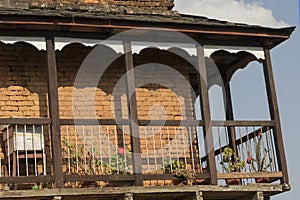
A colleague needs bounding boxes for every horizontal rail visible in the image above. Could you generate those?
[138,120,204,126]
[218,172,283,179]
[64,174,135,182]
[143,173,210,180]
[60,119,204,126]
[211,120,276,127]
[0,118,51,125]
[60,119,130,125]
[0,175,54,184]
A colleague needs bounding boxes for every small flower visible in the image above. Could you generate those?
[246,157,253,164]
[117,147,125,155]
[258,132,263,137]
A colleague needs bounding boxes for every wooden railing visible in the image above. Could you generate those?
[0,118,286,188]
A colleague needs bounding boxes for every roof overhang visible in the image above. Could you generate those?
[0,9,295,49]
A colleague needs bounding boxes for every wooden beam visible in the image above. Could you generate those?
[262,49,289,184]
[217,172,283,179]
[0,118,51,125]
[46,35,64,188]
[123,41,143,186]
[223,81,239,162]
[196,44,217,185]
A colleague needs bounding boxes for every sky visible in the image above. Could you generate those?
[174,0,299,199]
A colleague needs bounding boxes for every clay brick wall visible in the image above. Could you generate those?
[0,41,198,177]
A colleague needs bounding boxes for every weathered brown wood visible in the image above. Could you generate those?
[0,185,285,199]
[46,35,64,188]
[123,41,143,186]
[60,119,130,125]
[64,174,135,182]
[218,172,283,179]
[211,120,275,126]
[142,173,210,180]
[59,119,204,126]
[0,118,51,125]
[263,49,289,184]
[138,120,204,126]
[196,44,217,185]
[0,175,54,183]
[223,81,239,163]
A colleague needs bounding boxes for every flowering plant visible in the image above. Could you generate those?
[109,147,131,174]
[246,132,272,172]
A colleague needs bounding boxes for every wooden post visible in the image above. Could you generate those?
[223,81,239,162]
[252,192,264,200]
[123,41,143,186]
[196,44,217,185]
[124,193,133,200]
[193,191,204,200]
[46,35,64,188]
[262,48,289,184]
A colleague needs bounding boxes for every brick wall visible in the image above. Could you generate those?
[0,0,175,15]
[0,41,199,177]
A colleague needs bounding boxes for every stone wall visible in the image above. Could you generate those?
[0,0,175,15]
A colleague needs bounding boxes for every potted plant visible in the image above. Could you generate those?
[62,139,107,188]
[162,159,185,185]
[107,147,134,186]
[221,147,244,185]
[174,168,196,186]
[246,132,272,183]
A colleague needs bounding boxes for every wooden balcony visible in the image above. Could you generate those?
[0,119,289,190]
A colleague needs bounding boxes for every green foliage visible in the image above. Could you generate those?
[162,159,185,174]
[62,138,108,175]
[108,147,131,175]
[221,147,244,172]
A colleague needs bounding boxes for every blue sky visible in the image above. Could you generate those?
[174,1,299,199]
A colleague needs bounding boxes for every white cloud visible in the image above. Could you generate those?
[174,0,288,28]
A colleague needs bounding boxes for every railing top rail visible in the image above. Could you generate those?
[212,120,276,127]
[0,118,51,125]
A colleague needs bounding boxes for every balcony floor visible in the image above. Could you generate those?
[0,184,289,200]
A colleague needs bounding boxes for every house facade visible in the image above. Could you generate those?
[0,0,294,199]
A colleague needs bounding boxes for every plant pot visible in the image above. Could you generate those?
[255,177,270,183]
[80,181,98,188]
[225,178,240,185]
[108,180,135,187]
[172,179,183,185]
[194,179,208,185]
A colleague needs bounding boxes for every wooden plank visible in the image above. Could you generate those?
[59,119,204,126]
[211,120,275,127]
[60,119,130,125]
[263,49,289,184]
[217,172,283,179]
[138,120,204,126]
[196,44,217,185]
[123,41,143,186]
[0,118,51,125]
[64,174,135,182]
[142,173,210,180]
[46,35,64,188]
[223,82,239,162]
[0,175,54,183]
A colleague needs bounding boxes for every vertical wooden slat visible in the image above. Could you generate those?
[123,41,143,186]
[263,48,289,184]
[196,44,217,184]
[223,82,238,159]
[46,35,64,188]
